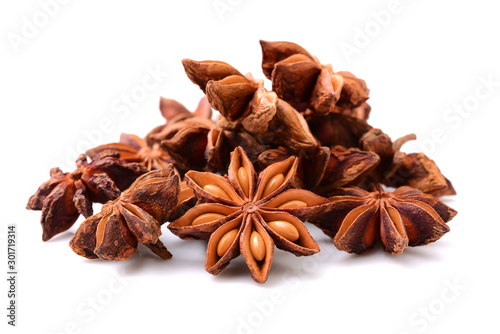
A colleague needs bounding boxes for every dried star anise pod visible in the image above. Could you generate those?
[145,96,215,173]
[168,147,329,283]
[87,132,197,217]
[69,166,180,261]
[87,133,174,171]
[310,185,457,255]
[182,59,318,153]
[26,154,147,241]
[182,59,277,134]
[360,128,456,196]
[260,40,370,116]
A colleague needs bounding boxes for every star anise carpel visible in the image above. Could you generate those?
[310,185,457,255]
[27,154,147,241]
[169,147,329,283]
[70,166,180,261]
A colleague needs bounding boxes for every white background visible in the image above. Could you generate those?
[1,1,499,333]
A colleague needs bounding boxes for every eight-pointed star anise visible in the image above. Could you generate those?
[87,133,174,171]
[168,147,329,283]
[69,166,180,261]
[310,186,457,255]
[26,154,147,241]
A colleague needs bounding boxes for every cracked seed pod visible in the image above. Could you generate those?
[26,154,147,241]
[310,185,457,255]
[145,97,215,173]
[260,40,369,116]
[70,166,180,261]
[169,147,329,283]
[360,128,456,197]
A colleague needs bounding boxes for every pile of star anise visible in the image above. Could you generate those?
[27,40,457,283]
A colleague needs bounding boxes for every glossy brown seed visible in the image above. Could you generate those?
[203,184,231,200]
[277,200,307,210]
[217,229,238,256]
[237,167,250,197]
[268,220,300,242]
[250,231,266,261]
[262,173,284,198]
[95,214,109,246]
[192,213,226,226]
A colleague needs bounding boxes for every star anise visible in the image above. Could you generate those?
[145,96,215,173]
[87,133,174,171]
[182,59,318,154]
[258,145,380,196]
[306,112,373,148]
[26,154,147,241]
[69,166,180,261]
[260,40,369,116]
[360,128,456,196]
[310,185,457,255]
[168,147,329,283]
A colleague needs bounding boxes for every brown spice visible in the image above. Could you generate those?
[146,97,215,173]
[260,40,369,115]
[87,133,174,171]
[360,128,456,196]
[258,145,380,196]
[169,147,329,283]
[182,58,318,155]
[70,166,180,261]
[310,185,457,255]
[26,154,146,241]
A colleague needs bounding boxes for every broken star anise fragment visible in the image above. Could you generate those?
[310,185,457,255]
[169,147,329,283]
[26,154,146,241]
[69,166,180,261]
